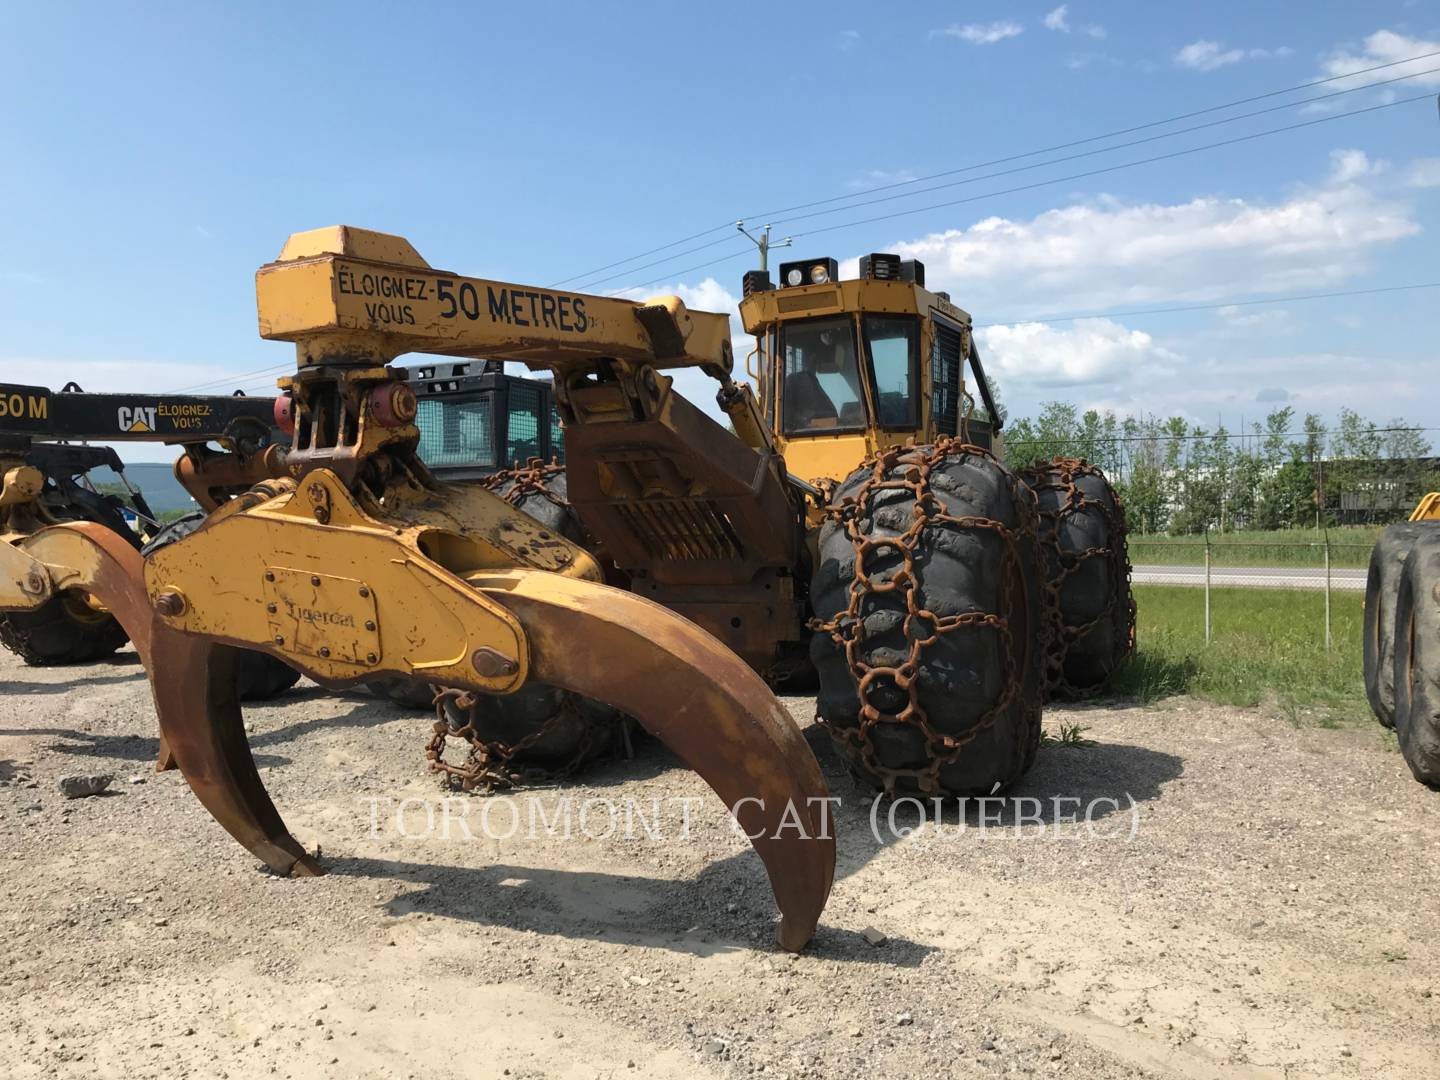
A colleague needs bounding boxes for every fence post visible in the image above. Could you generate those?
[1204,529,1212,644]
[1323,529,1332,652]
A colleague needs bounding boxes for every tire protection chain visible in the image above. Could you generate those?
[481,457,570,513]
[810,438,1039,796]
[1019,456,1135,699]
[424,686,613,793]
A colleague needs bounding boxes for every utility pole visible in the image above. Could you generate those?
[736,221,792,271]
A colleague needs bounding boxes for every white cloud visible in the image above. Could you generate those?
[1405,158,1440,188]
[1323,29,1440,89]
[935,21,1024,46]
[1174,40,1242,71]
[1328,148,1387,183]
[847,167,918,191]
[837,30,860,52]
[1214,305,1293,332]
[1084,24,1107,40]
[977,318,1178,387]
[1174,40,1293,71]
[1043,5,1069,32]
[878,165,1419,317]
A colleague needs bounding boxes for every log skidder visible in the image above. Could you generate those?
[811,440,1045,797]
[0,225,840,952]
[1020,456,1135,699]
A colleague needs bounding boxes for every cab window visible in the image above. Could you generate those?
[863,315,919,429]
[781,316,865,435]
[416,394,496,469]
[506,381,544,466]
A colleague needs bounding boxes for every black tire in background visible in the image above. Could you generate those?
[484,466,587,546]
[810,443,1044,797]
[1020,457,1135,699]
[425,463,627,777]
[0,590,130,666]
[366,677,438,710]
[142,512,302,702]
[1363,522,1428,728]
[436,684,619,777]
[1390,526,1440,788]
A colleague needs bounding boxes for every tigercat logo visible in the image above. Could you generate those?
[290,605,356,629]
[117,405,157,433]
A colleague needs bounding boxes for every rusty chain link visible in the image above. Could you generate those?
[424,686,617,793]
[481,457,570,512]
[1020,456,1135,699]
[811,437,1041,796]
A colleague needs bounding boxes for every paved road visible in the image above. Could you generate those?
[1132,564,1366,592]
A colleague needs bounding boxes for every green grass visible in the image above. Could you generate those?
[1041,722,1096,747]
[1107,584,1369,725]
[1128,526,1380,569]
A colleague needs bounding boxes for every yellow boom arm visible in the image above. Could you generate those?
[258,226,734,373]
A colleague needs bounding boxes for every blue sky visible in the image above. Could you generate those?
[2,2,1438,461]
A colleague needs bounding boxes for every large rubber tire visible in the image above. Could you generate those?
[437,685,619,776]
[142,512,302,702]
[1364,523,1428,728]
[1391,527,1440,788]
[436,463,625,777]
[366,676,438,710]
[1020,457,1135,699]
[810,443,1044,797]
[0,591,129,666]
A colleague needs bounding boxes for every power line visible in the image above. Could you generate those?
[766,65,1440,230]
[746,49,1440,221]
[547,220,736,289]
[604,244,756,295]
[787,92,1435,241]
[564,47,1440,290]
[570,232,740,292]
[168,65,1440,391]
[171,362,290,394]
[976,282,1440,328]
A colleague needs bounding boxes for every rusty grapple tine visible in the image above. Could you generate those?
[472,569,836,952]
[148,630,323,877]
[11,522,178,769]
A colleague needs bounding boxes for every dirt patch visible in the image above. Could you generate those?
[1,649,1436,1078]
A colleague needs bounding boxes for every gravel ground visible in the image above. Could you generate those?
[1,645,1437,1080]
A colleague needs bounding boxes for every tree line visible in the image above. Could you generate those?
[1002,403,1439,534]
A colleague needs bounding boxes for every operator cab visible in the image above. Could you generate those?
[738,252,1001,485]
[405,360,565,482]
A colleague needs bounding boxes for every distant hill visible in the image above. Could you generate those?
[93,462,198,514]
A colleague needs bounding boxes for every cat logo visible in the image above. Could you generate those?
[117,405,158,433]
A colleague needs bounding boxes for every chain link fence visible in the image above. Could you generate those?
[1128,536,1372,650]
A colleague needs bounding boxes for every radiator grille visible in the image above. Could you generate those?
[614,498,743,561]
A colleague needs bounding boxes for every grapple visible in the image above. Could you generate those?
[0,230,837,951]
